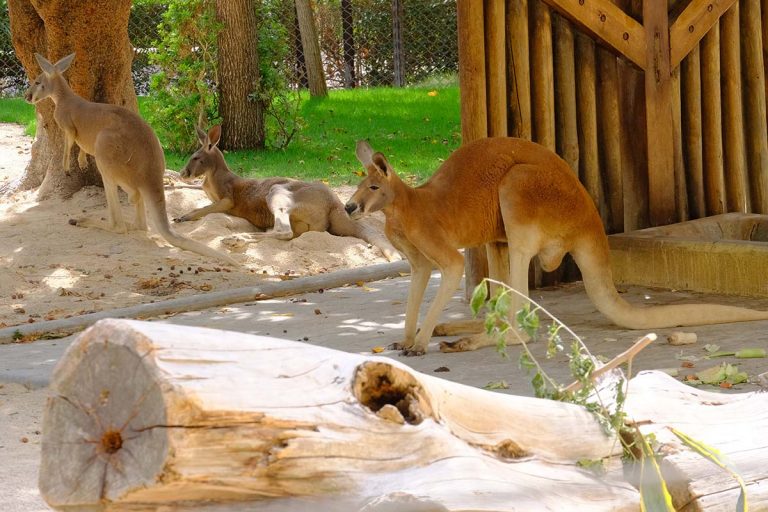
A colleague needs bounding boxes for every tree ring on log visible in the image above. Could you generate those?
[353,362,434,425]
[40,339,168,505]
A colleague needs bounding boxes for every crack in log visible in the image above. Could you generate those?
[353,362,433,425]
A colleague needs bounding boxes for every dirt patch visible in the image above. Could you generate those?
[0,123,392,332]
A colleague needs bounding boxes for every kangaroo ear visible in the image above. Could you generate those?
[53,53,75,73]
[355,140,374,166]
[371,152,391,178]
[35,53,55,74]
[196,126,208,145]
[208,125,222,148]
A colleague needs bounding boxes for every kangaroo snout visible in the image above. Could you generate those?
[344,201,358,216]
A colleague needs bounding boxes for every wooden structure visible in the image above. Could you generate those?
[458,0,768,233]
[39,319,768,510]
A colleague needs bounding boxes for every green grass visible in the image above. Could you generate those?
[0,85,461,185]
[0,97,37,137]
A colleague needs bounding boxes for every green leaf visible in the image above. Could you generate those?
[515,303,540,339]
[470,282,488,316]
[518,352,536,373]
[483,379,509,390]
[670,428,748,512]
[494,290,511,317]
[531,372,546,398]
[638,432,676,512]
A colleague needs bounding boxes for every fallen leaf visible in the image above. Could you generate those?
[703,343,721,353]
[484,380,509,390]
[434,366,450,373]
[681,361,695,368]
[427,90,438,96]
[371,346,385,354]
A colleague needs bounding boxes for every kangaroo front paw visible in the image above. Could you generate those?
[439,338,473,353]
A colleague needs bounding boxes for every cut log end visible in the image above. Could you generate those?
[40,333,168,507]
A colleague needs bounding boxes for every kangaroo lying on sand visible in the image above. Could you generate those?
[345,138,768,355]
[174,125,400,261]
[25,53,237,266]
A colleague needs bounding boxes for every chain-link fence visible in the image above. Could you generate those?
[0,0,457,97]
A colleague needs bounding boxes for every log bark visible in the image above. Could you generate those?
[575,31,603,223]
[531,0,555,151]
[597,48,623,233]
[295,0,327,97]
[485,0,507,137]
[7,0,136,199]
[39,319,638,511]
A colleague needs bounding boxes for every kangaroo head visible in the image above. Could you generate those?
[180,125,223,180]
[345,140,397,218]
[25,53,75,104]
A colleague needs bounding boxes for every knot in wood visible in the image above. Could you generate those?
[101,430,123,454]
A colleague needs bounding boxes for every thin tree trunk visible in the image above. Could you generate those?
[341,0,356,88]
[7,0,136,199]
[392,0,406,87]
[216,0,265,150]
[295,0,328,97]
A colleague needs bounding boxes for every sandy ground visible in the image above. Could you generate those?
[0,123,394,332]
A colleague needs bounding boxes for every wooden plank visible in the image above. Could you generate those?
[575,31,604,224]
[597,48,623,233]
[742,0,768,213]
[700,26,726,215]
[553,14,579,171]
[681,45,706,219]
[531,0,556,150]
[643,0,677,226]
[485,0,507,137]
[458,0,487,144]
[541,0,646,69]
[506,0,532,139]
[669,0,739,69]
[720,3,750,213]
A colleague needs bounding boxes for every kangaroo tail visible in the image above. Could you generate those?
[573,237,768,329]
[146,196,240,267]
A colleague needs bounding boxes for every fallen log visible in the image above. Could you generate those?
[0,260,409,343]
[40,319,637,511]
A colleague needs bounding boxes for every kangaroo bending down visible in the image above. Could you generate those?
[345,138,768,355]
[24,53,237,266]
[173,125,400,261]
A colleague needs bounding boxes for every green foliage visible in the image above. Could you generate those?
[145,0,221,153]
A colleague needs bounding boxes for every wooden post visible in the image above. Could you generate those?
[643,0,677,226]
[597,48,623,233]
[721,4,750,213]
[671,67,689,222]
[575,31,603,223]
[741,0,768,213]
[700,26,726,215]
[506,0,532,139]
[485,0,508,137]
[458,0,488,297]
[553,15,579,172]
[531,0,556,150]
[681,46,706,219]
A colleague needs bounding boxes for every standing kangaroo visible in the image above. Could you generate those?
[174,125,400,261]
[24,53,237,266]
[345,138,768,355]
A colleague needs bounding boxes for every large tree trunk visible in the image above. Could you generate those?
[7,0,137,199]
[216,0,265,150]
[295,0,328,97]
[392,0,405,87]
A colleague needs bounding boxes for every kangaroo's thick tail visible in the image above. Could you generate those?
[573,237,768,329]
[147,197,240,267]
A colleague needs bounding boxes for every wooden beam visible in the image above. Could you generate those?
[681,46,705,219]
[644,0,677,225]
[669,0,739,69]
[553,14,579,171]
[700,26,726,215]
[576,32,604,223]
[532,0,556,150]
[597,48,623,233]
[541,0,646,69]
